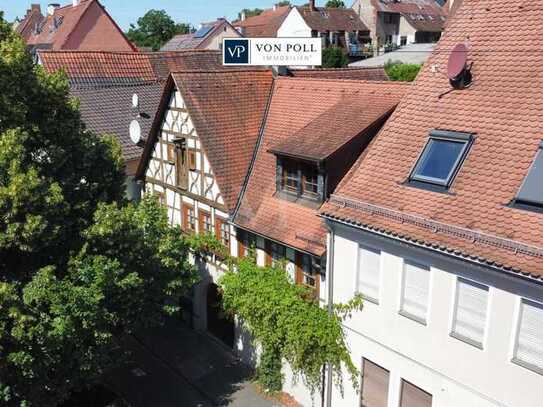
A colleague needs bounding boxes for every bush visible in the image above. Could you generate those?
[322,46,349,68]
[384,60,422,82]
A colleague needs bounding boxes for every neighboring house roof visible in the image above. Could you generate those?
[137,70,274,213]
[15,4,44,41]
[350,43,435,67]
[233,6,291,37]
[39,50,230,164]
[24,0,136,51]
[289,67,389,81]
[72,83,163,162]
[372,0,446,32]
[38,50,226,88]
[297,6,369,32]
[322,0,543,279]
[161,19,239,51]
[235,78,409,256]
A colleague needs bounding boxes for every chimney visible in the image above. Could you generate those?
[241,11,246,21]
[31,4,41,14]
[273,4,277,11]
[309,0,316,11]
[47,3,60,16]
[73,0,80,6]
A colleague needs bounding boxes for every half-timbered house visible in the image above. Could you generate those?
[136,69,274,345]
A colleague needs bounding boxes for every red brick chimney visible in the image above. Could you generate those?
[309,0,316,11]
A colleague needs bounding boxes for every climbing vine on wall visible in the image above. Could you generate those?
[218,255,363,395]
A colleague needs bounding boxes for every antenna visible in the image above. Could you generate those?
[129,120,142,145]
[447,43,472,89]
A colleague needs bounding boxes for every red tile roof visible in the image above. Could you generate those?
[289,67,389,81]
[235,78,409,256]
[15,4,44,41]
[298,6,369,32]
[322,0,543,279]
[38,50,227,87]
[372,0,446,32]
[161,19,240,51]
[233,6,291,37]
[24,0,135,51]
[138,70,274,213]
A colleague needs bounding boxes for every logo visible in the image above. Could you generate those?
[224,39,249,64]
[223,38,322,66]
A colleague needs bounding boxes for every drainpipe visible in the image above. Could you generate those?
[325,226,335,407]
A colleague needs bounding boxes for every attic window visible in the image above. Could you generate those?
[409,130,473,190]
[277,157,323,203]
[514,142,543,210]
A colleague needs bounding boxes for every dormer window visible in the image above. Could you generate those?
[514,141,543,211]
[409,130,473,191]
[278,157,323,203]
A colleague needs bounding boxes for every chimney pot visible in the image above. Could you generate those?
[47,3,60,16]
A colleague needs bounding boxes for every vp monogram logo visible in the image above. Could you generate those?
[223,39,249,64]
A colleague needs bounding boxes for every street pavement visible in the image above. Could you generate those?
[104,321,279,407]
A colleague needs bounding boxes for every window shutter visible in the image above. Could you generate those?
[451,278,488,346]
[515,299,543,372]
[401,262,430,322]
[176,141,189,190]
[357,246,381,302]
[361,359,389,407]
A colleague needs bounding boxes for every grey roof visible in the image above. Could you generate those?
[350,43,435,67]
[72,82,164,162]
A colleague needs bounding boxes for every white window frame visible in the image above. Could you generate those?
[511,297,543,375]
[449,277,490,350]
[355,244,382,304]
[399,260,431,325]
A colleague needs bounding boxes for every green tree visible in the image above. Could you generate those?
[322,46,349,68]
[220,257,363,395]
[0,16,197,406]
[126,9,192,51]
[325,0,346,7]
[238,8,264,20]
[384,60,422,81]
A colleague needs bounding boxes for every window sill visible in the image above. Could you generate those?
[399,310,427,326]
[511,358,543,376]
[449,332,483,350]
[359,293,379,305]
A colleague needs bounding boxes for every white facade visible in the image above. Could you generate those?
[277,7,312,38]
[326,222,543,407]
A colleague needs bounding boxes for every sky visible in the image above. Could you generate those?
[1,0,308,31]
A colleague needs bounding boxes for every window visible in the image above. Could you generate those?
[198,210,213,235]
[410,130,473,189]
[400,36,407,46]
[296,253,320,294]
[182,204,196,233]
[360,359,389,407]
[283,160,300,194]
[215,217,230,247]
[237,230,256,258]
[400,380,432,407]
[167,143,176,162]
[513,299,543,374]
[451,278,489,348]
[188,149,197,171]
[266,241,285,267]
[400,261,430,324]
[279,158,321,201]
[357,246,381,303]
[515,142,543,210]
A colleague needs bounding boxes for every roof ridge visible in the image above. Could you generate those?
[277,76,411,86]
[170,69,272,74]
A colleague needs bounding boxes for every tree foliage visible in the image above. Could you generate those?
[322,46,349,68]
[220,257,363,395]
[0,17,197,406]
[384,60,422,82]
[238,8,264,20]
[325,0,346,8]
[126,9,192,51]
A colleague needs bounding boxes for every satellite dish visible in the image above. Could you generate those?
[129,119,142,144]
[132,93,139,109]
[447,43,472,89]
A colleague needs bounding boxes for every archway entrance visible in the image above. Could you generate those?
[206,283,235,348]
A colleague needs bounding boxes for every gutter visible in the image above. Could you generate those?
[325,224,335,407]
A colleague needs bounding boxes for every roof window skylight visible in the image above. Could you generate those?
[409,130,473,189]
[515,142,543,209]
